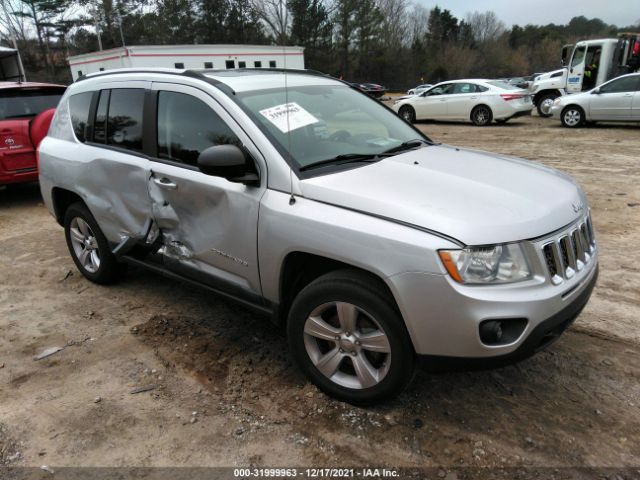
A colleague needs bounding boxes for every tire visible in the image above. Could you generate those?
[561,105,585,128]
[536,92,559,117]
[398,105,416,123]
[471,105,492,126]
[64,202,125,284]
[287,269,415,405]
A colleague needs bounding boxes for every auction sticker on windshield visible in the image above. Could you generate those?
[260,102,319,133]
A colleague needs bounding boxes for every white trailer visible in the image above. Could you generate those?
[67,44,305,81]
[0,46,25,82]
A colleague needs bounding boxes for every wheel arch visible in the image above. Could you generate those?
[470,103,493,123]
[51,187,85,226]
[278,251,400,325]
[533,89,561,105]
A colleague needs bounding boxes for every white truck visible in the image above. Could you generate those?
[531,33,640,116]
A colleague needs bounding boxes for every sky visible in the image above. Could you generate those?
[415,0,639,27]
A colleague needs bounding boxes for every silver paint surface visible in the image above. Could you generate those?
[39,69,598,358]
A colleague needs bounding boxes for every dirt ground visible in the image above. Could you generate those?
[1,114,639,474]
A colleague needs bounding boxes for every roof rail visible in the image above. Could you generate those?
[75,67,333,84]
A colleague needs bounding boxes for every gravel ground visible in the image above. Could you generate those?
[0,114,639,474]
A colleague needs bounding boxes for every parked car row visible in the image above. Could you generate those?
[396,73,640,127]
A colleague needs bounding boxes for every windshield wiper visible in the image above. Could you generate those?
[381,138,430,155]
[299,153,380,172]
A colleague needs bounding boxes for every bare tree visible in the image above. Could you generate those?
[406,4,429,45]
[376,0,408,48]
[465,10,505,43]
[249,0,289,43]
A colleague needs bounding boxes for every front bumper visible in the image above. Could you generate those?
[388,246,598,359]
[419,264,598,370]
[550,104,563,119]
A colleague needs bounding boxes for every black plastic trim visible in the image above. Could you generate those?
[121,255,275,316]
[418,264,599,372]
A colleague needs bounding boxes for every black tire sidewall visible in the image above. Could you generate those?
[561,106,583,128]
[537,94,557,117]
[287,273,415,405]
[472,105,492,126]
[64,203,122,284]
[399,105,415,123]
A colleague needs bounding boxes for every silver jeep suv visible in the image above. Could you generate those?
[39,68,598,404]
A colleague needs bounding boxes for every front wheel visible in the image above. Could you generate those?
[561,106,585,128]
[64,202,125,284]
[398,105,416,123]
[471,105,493,126]
[287,270,415,405]
[536,92,559,117]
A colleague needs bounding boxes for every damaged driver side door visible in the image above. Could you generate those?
[147,83,266,305]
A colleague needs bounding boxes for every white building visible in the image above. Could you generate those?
[67,44,305,81]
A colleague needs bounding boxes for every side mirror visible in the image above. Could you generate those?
[197,144,259,185]
[591,88,600,94]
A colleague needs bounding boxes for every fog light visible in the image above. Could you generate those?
[479,318,528,346]
[480,320,503,344]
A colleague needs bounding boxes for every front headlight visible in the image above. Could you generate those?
[553,98,562,105]
[438,244,531,284]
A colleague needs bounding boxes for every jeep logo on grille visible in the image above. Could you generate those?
[572,202,584,213]
[4,138,15,145]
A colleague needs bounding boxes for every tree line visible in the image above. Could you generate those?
[1,0,639,88]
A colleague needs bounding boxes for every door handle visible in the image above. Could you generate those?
[152,176,177,190]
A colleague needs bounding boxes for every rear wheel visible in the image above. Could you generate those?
[561,105,585,128]
[471,105,493,126]
[64,203,125,284]
[536,92,559,117]
[398,105,416,123]
[287,270,415,405]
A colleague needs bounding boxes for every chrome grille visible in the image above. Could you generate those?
[541,215,596,285]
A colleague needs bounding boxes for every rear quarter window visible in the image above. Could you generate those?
[68,92,93,142]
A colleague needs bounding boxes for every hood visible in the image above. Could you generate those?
[299,145,586,246]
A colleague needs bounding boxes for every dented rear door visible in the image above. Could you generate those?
[148,82,266,297]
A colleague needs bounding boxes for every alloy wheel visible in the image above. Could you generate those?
[303,301,391,390]
[563,109,582,127]
[69,217,101,273]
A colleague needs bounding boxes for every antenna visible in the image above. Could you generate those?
[281,0,296,206]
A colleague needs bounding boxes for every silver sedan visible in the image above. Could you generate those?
[551,73,640,127]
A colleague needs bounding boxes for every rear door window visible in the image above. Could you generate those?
[68,92,93,143]
[156,91,240,167]
[106,89,145,152]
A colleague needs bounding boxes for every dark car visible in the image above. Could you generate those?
[350,82,387,98]
[0,82,65,185]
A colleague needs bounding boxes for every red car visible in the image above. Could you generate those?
[0,82,66,186]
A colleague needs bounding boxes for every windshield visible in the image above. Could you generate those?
[234,84,428,169]
[0,88,64,120]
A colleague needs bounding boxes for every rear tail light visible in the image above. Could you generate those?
[500,93,524,101]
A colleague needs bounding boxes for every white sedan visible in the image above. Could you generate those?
[392,79,534,126]
[550,73,640,127]
[407,84,433,95]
